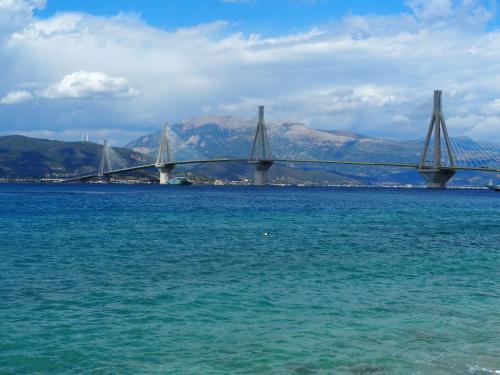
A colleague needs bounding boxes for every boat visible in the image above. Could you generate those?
[485,180,500,191]
[168,176,193,185]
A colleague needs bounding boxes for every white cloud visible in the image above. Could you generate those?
[41,71,139,99]
[405,0,495,26]
[392,115,411,125]
[405,0,453,20]
[0,0,499,144]
[0,90,32,104]
[0,0,45,37]
[483,98,500,114]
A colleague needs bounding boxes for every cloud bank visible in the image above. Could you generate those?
[0,0,499,144]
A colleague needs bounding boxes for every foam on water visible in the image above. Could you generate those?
[468,365,500,374]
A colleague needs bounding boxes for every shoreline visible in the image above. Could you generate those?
[0,180,492,190]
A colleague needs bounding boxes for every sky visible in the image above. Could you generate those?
[1,0,500,145]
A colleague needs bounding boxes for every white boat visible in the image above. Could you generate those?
[485,180,500,191]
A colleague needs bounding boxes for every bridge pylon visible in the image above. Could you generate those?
[249,106,273,186]
[417,90,456,188]
[97,140,112,182]
[155,122,175,184]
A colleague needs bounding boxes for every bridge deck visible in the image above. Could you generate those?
[64,158,499,182]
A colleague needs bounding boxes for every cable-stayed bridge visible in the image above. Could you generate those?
[65,90,500,188]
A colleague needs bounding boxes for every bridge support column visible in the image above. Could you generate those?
[254,161,273,186]
[417,90,457,189]
[156,122,176,185]
[249,106,274,186]
[418,168,455,189]
[157,165,175,185]
[97,140,112,183]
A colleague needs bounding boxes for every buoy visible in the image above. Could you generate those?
[264,232,269,237]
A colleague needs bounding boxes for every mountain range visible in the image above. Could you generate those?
[0,116,497,186]
[125,116,421,162]
[125,116,494,186]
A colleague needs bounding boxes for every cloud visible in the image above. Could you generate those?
[392,115,411,125]
[0,90,33,104]
[405,0,453,19]
[0,70,137,107]
[0,0,499,145]
[405,0,495,27]
[41,71,139,99]
[0,0,45,37]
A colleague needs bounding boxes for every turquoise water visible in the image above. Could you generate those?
[0,184,499,374]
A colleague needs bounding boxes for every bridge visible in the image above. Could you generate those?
[65,90,500,188]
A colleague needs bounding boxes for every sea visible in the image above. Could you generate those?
[0,183,499,375]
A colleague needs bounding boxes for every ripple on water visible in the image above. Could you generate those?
[0,185,499,374]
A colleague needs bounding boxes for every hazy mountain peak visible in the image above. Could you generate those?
[275,121,360,145]
[124,114,421,165]
[180,115,253,130]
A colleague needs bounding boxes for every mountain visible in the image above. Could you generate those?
[0,121,496,186]
[125,115,421,163]
[0,135,152,179]
[125,116,498,186]
[125,116,424,185]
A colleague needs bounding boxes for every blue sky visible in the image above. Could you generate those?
[35,0,410,34]
[1,0,500,145]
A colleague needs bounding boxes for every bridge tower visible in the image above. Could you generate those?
[417,90,456,188]
[97,140,112,182]
[249,105,273,186]
[155,122,175,184]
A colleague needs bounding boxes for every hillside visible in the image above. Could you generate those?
[0,135,152,179]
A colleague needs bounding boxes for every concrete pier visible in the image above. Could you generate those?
[254,161,273,186]
[418,168,456,189]
[157,165,175,185]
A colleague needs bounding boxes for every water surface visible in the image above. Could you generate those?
[1,184,499,374]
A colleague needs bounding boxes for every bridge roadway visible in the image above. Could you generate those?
[64,158,500,182]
